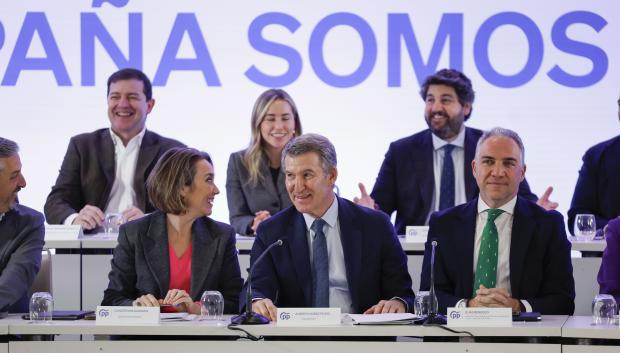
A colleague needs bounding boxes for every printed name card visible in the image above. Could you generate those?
[44,224,82,240]
[447,307,512,327]
[95,306,159,325]
[276,308,341,326]
[405,226,428,242]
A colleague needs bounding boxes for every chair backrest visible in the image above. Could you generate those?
[30,249,52,295]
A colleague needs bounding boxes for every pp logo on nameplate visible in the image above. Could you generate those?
[405,226,429,242]
[276,308,341,326]
[95,306,159,325]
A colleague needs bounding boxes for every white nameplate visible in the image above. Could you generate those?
[405,226,428,242]
[95,306,159,325]
[447,307,512,327]
[276,307,341,326]
[44,224,83,240]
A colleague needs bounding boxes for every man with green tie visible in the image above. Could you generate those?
[420,127,575,315]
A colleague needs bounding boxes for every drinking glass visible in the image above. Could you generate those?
[104,213,122,234]
[29,292,53,322]
[414,291,436,316]
[592,294,617,325]
[574,214,596,241]
[201,290,224,320]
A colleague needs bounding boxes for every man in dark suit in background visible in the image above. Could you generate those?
[355,69,556,234]
[568,95,620,234]
[245,133,414,321]
[0,137,45,313]
[44,68,184,231]
[420,127,575,315]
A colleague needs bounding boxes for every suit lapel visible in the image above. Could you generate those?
[190,217,218,299]
[288,211,312,306]
[135,131,160,211]
[337,198,362,311]
[143,212,170,296]
[464,128,478,200]
[258,157,279,204]
[458,200,478,296]
[416,131,434,214]
[509,198,535,297]
[99,130,116,209]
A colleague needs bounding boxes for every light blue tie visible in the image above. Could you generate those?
[311,218,329,307]
[439,144,455,210]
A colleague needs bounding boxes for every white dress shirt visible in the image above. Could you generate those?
[63,128,145,225]
[303,196,354,313]
[457,196,532,311]
[426,127,467,224]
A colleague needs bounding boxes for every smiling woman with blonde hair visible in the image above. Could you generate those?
[226,89,302,235]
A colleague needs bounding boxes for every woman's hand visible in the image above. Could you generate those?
[162,289,201,314]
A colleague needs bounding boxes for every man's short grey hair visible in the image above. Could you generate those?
[0,137,19,171]
[475,127,525,163]
[281,133,337,173]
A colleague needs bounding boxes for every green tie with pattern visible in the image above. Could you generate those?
[473,208,504,296]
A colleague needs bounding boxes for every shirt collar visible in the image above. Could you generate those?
[432,125,466,151]
[109,127,146,148]
[302,194,338,230]
[477,195,517,216]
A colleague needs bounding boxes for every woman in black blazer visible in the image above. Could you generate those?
[102,147,242,314]
[226,89,303,235]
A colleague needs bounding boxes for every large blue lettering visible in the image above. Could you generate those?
[474,12,543,88]
[153,13,220,86]
[548,11,607,88]
[245,12,302,87]
[2,12,71,86]
[0,21,4,50]
[387,13,463,87]
[81,13,143,86]
[309,12,376,88]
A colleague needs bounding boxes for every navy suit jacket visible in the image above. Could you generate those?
[420,197,575,315]
[102,211,242,314]
[568,135,620,234]
[242,197,414,313]
[0,205,45,313]
[44,129,185,226]
[370,127,537,234]
[598,217,620,305]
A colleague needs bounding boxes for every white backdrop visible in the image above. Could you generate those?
[1,0,618,232]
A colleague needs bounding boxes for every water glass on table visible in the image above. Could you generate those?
[104,213,122,234]
[574,214,596,241]
[414,291,436,316]
[201,290,224,320]
[592,294,617,325]
[29,292,53,322]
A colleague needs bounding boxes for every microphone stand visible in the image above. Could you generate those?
[231,239,283,325]
[423,240,447,325]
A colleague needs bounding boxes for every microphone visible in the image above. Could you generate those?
[231,238,284,325]
[423,240,447,325]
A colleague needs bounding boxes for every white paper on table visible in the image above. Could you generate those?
[343,313,419,325]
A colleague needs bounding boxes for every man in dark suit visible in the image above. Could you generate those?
[245,134,414,321]
[420,128,575,315]
[0,137,45,313]
[568,98,620,234]
[355,69,555,234]
[44,68,184,231]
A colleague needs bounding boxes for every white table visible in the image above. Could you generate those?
[6,315,567,353]
[561,316,620,352]
[43,225,606,315]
